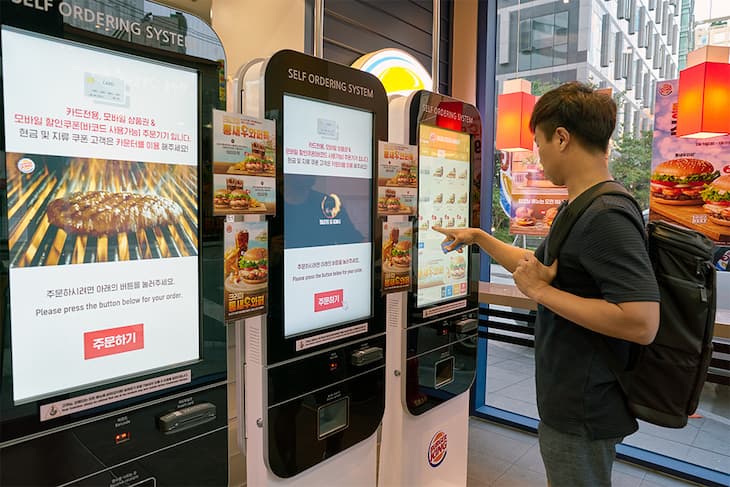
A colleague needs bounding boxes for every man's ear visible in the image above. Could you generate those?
[555,127,570,150]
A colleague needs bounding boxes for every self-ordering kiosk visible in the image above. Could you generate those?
[379,90,481,486]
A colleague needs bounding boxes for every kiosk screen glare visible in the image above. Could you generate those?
[1,27,200,403]
[282,95,373,337]
[416,125,470,308]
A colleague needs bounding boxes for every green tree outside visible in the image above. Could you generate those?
[609,130,653,210]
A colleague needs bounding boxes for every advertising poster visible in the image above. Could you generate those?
[651,80,730,243]
[499,151,567,237]
[1,27,200,403]
[282,94,373,337]
[223,220,268,321]
[377,141,417,216]
[382,221,413,293]
[416,125,470,307]
[212,109,276,215]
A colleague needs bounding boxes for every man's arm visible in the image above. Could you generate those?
[514,253,660,345]
[432,226,527,272]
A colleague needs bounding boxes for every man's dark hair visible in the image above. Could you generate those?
[529,82,616,153]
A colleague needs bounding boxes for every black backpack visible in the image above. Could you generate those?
[545,180,717,428]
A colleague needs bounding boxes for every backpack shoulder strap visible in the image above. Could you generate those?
[545,180,639,265]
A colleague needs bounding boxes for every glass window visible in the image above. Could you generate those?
[483,1,730,485]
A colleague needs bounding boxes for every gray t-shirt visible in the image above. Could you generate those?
[534,193,660,439]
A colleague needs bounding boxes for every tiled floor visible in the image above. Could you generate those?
[466,417,703,486]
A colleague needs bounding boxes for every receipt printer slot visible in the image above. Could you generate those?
[158,403,216,434]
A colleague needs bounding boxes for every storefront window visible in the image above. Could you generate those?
[479,0,730,484]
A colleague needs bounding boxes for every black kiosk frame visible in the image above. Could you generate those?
[405,90,482,415]
[252,50,388,478]
[0,1,228,485]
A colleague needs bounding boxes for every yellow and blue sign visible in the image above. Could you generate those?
[352,49,432,97]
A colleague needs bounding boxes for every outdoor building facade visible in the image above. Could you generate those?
[496,0,683,136]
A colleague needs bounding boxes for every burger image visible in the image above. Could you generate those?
[433,193,443,203]
[226,177,244,190]
[378,195,388,211]
[383,189,401,211]
[214,188,230,209]
[229,189,251,210]
[433,166,443,177]
[449,254,466,279]
[446,168,457,178]
[262,158,275,174]
[457,170,467,179]
[650,158,719,205]
[701,175,730,226]
[391,240,411,268]
[244,155,263,173]
[237,247,268,284]
[386,196,402,211]
[543,206,558,227]
[394,164,417,186]
[514,206,535,226]
[457,192,468,204]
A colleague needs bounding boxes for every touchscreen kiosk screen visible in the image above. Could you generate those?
[416,124,470,308]
[1,27,200,403]
[282,95,373,337]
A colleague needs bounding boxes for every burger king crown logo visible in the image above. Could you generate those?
[427,430,448,467]
[658,83,673,96]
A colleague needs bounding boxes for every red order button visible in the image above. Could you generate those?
[84,324,144,360]
[314,289,344,312]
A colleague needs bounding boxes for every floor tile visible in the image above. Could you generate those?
[491,463,547,487]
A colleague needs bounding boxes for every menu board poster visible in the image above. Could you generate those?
[382,221,413,293]
[212,109,276,215]
[2,27,199,404]
[499,151,567,237]
[377,141,417,216]
[651,80,730,244]
[223,220,268,321]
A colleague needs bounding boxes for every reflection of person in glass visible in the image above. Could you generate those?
[284,174,366,248]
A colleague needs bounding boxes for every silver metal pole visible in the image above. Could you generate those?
[314,0,324,58]
[432,0,440,92]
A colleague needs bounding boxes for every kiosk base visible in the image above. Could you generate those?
[378,388,469,486]
[379,292,469,486]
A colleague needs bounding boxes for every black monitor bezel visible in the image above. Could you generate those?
[262,50,388,365]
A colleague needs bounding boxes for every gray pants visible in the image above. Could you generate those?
[538,421,623,487]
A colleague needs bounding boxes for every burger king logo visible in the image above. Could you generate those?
[427,431,448,467]
[658,83,673,96]
[17,158,35,174]
[351,48,432,97]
